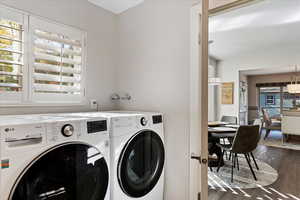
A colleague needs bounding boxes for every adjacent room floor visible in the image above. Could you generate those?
[208,145,300,200]
[260,130,300,151]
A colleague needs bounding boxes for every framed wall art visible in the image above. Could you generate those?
[222,82,234,104]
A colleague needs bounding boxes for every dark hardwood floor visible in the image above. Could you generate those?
[208,145,300,200]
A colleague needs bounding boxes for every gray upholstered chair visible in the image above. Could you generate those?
[253,118,262,133]
[216,115,238,160]
[221,116,238,124]
[217,125,260,182]
[261,108,281,140]
[219,115,238,151]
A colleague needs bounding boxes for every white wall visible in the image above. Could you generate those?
[218,46,300,119]
[0,0,118,115]
[208,57,218,121]
[116,0,196,199]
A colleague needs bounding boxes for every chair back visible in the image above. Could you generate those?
[221,116,237,124]
[253,118,262,133]
[231,125,260,154]
[262,108,272,126]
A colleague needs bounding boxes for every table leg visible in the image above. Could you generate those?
[208,138,224,168]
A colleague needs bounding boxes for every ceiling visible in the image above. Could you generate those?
[88,0,144,14]
[209,0,300,60]
[240,66,298,76]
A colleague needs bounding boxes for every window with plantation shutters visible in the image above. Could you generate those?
[0,5,86,105]
[0,7,25,103]
[30,16,85,103]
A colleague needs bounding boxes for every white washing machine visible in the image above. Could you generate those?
[58,111,165,200]
[0,114,110,200]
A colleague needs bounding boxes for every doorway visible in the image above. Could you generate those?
[206,0,300,197]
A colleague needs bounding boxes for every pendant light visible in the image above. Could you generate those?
[208,77,221,85]
[287,65,300,93]
[208,40,221,85]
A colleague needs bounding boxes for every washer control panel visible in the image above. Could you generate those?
[1,124,46,147]
[47,121,80,143]
[61,124,74,137]
[87,120,107,134]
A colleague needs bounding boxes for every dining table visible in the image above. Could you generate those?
[208,121,229,127]
[208,122,239,168]
[208,127,237,137]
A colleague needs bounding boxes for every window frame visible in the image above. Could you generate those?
[265,95,275,105]
[0,4,87,106]
[0,5,27,104]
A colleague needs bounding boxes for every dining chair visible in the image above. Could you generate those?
[219,115,238,158]
[221,116,238,125]
[227,119,262,163]
[261,108,281,140]
[216,125,260,182]
[253,118,262,132]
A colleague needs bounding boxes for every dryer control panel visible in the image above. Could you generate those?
[152,115,163,124]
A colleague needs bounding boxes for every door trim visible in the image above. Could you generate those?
[209,0,264,16]
[189,1,209,200]
[200,0,209,199]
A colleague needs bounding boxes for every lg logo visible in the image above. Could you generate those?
[4,128,15,132]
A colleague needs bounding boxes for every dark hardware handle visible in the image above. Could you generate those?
[191,153,208,165]
[5,136,42,143]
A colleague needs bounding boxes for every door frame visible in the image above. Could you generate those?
[189,0,209,199]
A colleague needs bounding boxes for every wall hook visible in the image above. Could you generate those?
[111,93,120,101]
[111,93,131,101]
[121,93,131,101]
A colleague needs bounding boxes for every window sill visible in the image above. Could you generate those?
[0,101,87,108]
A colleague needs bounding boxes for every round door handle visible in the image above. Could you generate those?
[191,153,208,165]
[201,159,208,164]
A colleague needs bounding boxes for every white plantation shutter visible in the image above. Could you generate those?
[0,5,87,105]
[30,17,85,103]
[0,7,25,103]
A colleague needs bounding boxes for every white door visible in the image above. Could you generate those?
[190,0,209,200]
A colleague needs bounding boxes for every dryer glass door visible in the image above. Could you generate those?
[118,130,165,197]
[11,143,109,200]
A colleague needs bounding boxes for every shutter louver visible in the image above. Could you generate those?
[0,20,23,90]
[0,7,24,103]
[31,17,85,103]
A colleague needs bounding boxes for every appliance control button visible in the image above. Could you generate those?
[61,124,74,137]
[140,117,148,126]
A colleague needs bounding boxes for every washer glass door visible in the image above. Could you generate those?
[11,143,109,200]
[118,130,165,198]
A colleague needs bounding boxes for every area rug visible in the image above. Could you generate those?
[208,155,278,189]
[259,130,300,151]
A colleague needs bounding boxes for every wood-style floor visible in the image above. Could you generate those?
[208,145,300,200]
